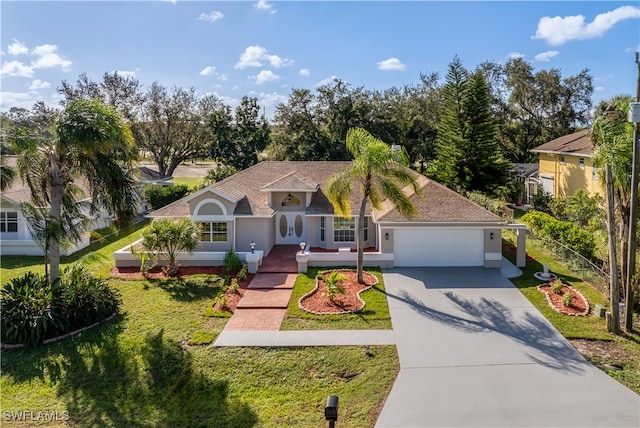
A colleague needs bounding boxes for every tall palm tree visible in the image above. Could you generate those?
[0,143,16,191]
[326,127,421,283]
[10,99,137,282]
[592,95,635,330]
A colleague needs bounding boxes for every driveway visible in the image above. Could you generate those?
[376,267,640,428]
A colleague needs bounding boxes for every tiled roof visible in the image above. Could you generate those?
[149,161,505,225]
[530,129,593,157]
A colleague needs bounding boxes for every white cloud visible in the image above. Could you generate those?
[114,70,137,78]
[508,52,525,59]
[27,79,50,90]
[377,57,406,71]
[200,66,216,76]
[0,60,34,77]
[315,76,339,87]
[31,44,58,56]
[30,44,71,70]
[197,11,224,22]
[218,74,228,81]
[533,6,640,45]
[534,50,560,62]
[594,86,605,92]
[299,68,310,76]
[254,70,280,84]
[255,0,276,14]
[0,91,41,110]
[625,45,640,53]
[8,40,28,55]
[235,45,292,69]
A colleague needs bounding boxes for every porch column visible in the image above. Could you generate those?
[516,227,527,268]
[296,251,309,273]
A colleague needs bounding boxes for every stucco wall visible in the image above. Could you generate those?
[235,217,275,255]
[188,191,237,216]
[538,153,603,198]
[270,191,307,212]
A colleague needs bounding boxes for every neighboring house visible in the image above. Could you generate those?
[115,161,527,270]
[0,157,152,256]
[512,163,539,206]
[530,129,602,199]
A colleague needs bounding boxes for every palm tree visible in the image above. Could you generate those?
[326,127,421,283]
[140,218,201,277]
[0,143,16,191]
[10,99,137,282]
[592,95,635,330]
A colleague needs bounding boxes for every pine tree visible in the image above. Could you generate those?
[434,57,510,196]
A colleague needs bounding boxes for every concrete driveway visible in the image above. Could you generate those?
[376,267,640,428]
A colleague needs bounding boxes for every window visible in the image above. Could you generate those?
[200,222,227,242]
[334,217,355,242]
[0,212,18,233]
[281,193,301,206]
[579,158,585,168]
[320,216,325,242]
[363,217,369,242]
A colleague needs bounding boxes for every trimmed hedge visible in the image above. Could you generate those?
[147,184,190,209]
[521,210,596,259]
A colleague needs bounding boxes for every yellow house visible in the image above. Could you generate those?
[530,129,603,198]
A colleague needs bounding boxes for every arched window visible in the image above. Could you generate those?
[281,193,301,206]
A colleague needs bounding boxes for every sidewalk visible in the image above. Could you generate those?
[214,329,395,347]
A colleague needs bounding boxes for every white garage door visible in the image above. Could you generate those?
[393,228,484,267]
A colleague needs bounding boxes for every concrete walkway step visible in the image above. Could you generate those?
[223,309,285,331]
[214,329,396,347]
[236,289,293,309]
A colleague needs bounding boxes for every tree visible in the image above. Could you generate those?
[209,96,270,170]
[326,127,421,283]
[141,218,200,277]
[9,99,137,282]
[433,58,510,196]
[480,57,593,162]
[132,83,219,177]
[592,95,635,330]
[0,142,15,191]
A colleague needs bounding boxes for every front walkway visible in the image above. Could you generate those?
[375,267,640,428]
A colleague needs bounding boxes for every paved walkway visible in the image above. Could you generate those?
[375,267,640,428]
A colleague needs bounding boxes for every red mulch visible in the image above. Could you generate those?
[538,284,590,316]
[299,270,378,314]
[502,242,536,262]
[309,247,377,253]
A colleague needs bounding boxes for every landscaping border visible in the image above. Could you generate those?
[298,269,378,315]
[0,313,118,350]
[537,285,590,316]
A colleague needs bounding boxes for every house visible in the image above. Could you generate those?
[0,157,154,256]
[530,129,602,198]
[114,161,527,270]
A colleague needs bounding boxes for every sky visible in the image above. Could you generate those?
[1,1,639,121]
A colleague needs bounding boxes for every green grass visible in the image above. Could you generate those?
[281,267,392,330]
[172,176,204,189]
[1,219,150,282]
[1,229,400,427]
[504,233,640,394]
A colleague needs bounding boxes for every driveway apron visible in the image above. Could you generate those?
[376,267,640,428]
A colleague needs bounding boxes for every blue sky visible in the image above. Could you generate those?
[1,1,639,120]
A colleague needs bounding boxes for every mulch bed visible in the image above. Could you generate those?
[299,270,378,315]
[537,283,590,316]
[502,242,536,262]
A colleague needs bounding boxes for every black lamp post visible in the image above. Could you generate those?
[325,395,338,428]
[250,241,256,254]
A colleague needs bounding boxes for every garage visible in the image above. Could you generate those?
[393,227,484,267]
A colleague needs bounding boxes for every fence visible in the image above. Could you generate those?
[528,231,610,294]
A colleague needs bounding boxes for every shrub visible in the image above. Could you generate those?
[228,278,240,294]
[550,278,564,294]
[214,293,229,311]
[323,271,346,301]
[146,184,190,209]
[59,265,121,330]
[141,219,200,277]
[224,248,241,275]
[562,292,574,307]
[521,210,596,259]
[1,273,66,347]
[237,264,248,281]
[1,266,121,346]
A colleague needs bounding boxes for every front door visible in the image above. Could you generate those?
[276,212,305,245]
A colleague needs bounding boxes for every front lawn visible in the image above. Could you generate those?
[281,267,392,330]
[1,230,399,427]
